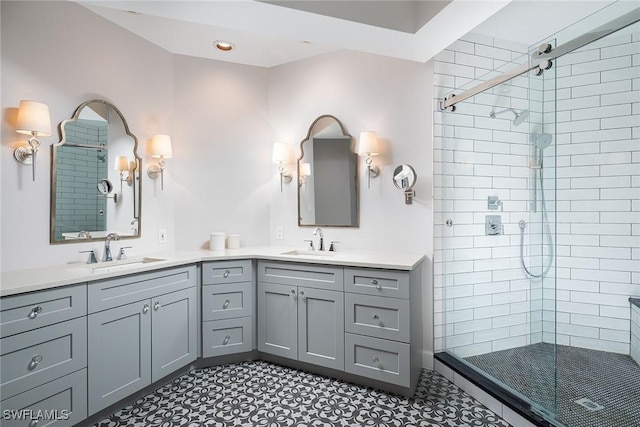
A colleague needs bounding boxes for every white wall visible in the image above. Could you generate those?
[1,1,174,270]
[171,55,272,250]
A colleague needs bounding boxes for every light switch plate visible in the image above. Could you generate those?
[158,228,167,244]
[276,226,284,240]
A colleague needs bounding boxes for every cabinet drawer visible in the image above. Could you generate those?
[203,317,253,357]
[202,282,252,321]
[344,268,409,299]
[345,293,409,342]
[0,285,86,338]
[345,333,410,387]
[1,318,87,400]
[88,265,196,313]
[258,261,343,291]
[0,368,87,427]
[202,260,252,285]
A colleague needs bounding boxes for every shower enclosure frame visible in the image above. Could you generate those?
[435,6,640,427]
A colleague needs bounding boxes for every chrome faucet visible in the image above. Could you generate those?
[103,233,120,262]
[313,227,324,251]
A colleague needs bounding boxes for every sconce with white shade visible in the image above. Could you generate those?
[299,162,311,186]
[115,156,133,191]
[357,131,379,189]
[14,100,52,182]
[147,134,173,191]
[272,143,292,192]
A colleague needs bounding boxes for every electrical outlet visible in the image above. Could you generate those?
[158,228,167,244]
[276,226,284,240]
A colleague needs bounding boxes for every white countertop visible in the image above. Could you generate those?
[0,246,426,297]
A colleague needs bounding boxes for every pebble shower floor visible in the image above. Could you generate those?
[94,360,511,426]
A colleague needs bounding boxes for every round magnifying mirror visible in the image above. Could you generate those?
[393,164,417,190]
[97,178,113,195]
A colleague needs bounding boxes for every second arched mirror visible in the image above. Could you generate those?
[297,115,358,227]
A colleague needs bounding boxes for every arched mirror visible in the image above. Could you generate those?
[50,99,141,243]
[298,115,358,227]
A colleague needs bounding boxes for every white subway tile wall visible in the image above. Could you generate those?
[434,29,640,357]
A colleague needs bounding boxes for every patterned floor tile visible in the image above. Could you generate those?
[94,360,511,427]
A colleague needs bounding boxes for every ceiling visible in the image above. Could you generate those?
[78,0,617,68]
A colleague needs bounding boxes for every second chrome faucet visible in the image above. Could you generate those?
[313,227,324,251]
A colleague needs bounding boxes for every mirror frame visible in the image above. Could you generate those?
[50,99,142,244]
[297,114,359,228]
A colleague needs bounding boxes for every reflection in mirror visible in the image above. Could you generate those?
[50,99,141,244]
[298,115,358,227]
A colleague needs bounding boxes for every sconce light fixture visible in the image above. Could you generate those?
[115,156,133,191]
[299,162,311,186]
[357,131,379,189]
[272,143,292,192]
[14,100,52,182]
[147,134,173,191]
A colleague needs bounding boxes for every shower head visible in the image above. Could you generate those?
[489,108,530,126]
[532,132,552,150]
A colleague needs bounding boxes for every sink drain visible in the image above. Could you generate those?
[575,398,604,412]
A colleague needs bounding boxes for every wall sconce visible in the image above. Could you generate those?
[147,134,173,191]
[357,131,379,189]
[272,143,292,192]
[14,100,52,182]
[115,156,133,191]
[299,162,311,186]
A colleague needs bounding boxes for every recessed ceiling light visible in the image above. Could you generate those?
[213,40,235,52]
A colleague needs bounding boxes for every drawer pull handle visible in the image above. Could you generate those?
[372,356,383,369]
[372,279,381,290]
[142,304,150,314]
[154,301,161,311]
[223,269,230,278]
[28,306,43,319]
[223,299,230,309]
[29,354,43,370]
[223,334,231,345]
[372,314,384,327]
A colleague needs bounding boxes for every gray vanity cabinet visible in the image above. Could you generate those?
[87,265,198,415]
[87,299,151,415]
[257,261,344,370]
[0,284,88,426]
[201,260,254,358]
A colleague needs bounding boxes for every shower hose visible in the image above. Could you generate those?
[519,161,554,278]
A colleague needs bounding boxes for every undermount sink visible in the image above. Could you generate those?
[89,257,166,274]
[281,250,335,257]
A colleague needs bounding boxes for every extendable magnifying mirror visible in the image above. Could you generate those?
[392,164,417,204]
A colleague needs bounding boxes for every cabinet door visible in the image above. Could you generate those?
[298,287,344,370]
[257,282,297,359]
[88,300,151,415]
[151,287,197,382]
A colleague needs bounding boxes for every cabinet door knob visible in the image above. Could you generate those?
[154,301,161,311]
[223,269,230,278]
[142,304,150,314]
[223,334,231,345]
[28,306,43,319]
[299,290,305,301]
[222,299,230,309]
[29,354,43,370]
[290,289,296,300]
[28,420,39,427]
[372,314,383,327]
[372,355,383,369]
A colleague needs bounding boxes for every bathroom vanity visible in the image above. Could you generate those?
[0,248,424,426]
